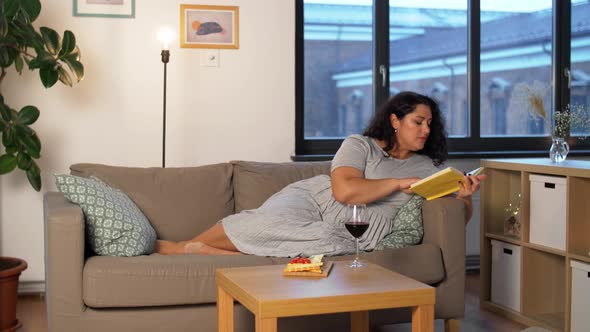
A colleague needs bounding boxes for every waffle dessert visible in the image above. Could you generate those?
[283,254,324,273]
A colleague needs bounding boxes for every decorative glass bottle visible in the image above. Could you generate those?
[549,137,569,163]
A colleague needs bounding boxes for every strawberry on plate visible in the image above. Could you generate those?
[289,257,311,264]
[284,254,324,273]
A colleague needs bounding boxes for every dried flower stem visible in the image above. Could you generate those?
[512,81,590,139]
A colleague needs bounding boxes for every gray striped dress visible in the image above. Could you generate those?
[222,134,441,257]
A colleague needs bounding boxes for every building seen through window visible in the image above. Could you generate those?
[487,77,510,136]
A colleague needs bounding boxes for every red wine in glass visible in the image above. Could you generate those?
[345,222,369,238]
[346,204,368,268]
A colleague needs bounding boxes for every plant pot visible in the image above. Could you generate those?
[0,257,28,332]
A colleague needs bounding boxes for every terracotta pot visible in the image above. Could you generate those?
[0,257,28,332]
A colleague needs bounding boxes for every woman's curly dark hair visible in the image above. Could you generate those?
[363,91,448,166]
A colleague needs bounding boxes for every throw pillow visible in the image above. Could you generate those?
[55,174,157,256]
[375,195,425,250]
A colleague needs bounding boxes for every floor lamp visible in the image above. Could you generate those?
[158,27,174,168]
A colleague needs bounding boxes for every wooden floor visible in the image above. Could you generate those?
[378,270,527,332]
[16,270,526,332]
[15,292,47,332]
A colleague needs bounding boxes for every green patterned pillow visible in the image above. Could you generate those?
[55,174,156,256]
[375,195,425,250]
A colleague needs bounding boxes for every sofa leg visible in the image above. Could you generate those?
[444,319,460,332]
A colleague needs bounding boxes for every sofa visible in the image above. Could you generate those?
[44,160,465,332]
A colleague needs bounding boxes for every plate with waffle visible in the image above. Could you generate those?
[282,254,333,277]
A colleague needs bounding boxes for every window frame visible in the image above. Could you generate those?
[294,0,590,160]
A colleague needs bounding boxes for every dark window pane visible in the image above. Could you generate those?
[570,0,590,137]
[388,1,468,138]
[303,1,374,139]
[480,1,553,138]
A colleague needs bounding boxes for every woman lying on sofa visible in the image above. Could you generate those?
[156,91,485,257]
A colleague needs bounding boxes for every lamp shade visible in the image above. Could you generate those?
[157,26,175,50]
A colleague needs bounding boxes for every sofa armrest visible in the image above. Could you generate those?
[44,192,86,328]
[421,197,466,319]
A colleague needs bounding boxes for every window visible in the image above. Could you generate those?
[480,0,553,138]
[296,0,590,158]
[298,0,373,154]
[431,82,451,132]
[389,1,468,138]
[487,77,511,135]
[571,0,590,138]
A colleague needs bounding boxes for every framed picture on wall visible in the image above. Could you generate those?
[73,0,135,18]
[180,4,239,49]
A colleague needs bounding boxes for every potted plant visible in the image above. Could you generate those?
[0,0,84,330]
[0,257,27,331]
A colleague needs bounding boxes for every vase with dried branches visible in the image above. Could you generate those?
[511,81,590,162]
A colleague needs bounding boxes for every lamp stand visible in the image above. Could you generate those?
[161,50,170,168]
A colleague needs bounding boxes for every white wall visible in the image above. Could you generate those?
[1,0,295,282]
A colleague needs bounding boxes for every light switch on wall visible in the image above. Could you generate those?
[200,49,219,67]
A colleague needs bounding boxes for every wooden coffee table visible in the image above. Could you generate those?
[216,261,435,332]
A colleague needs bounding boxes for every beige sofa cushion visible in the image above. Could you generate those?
[82,244,443,308]
[82,254,274,308]
[231,160,331,212]
[70,163,234,241]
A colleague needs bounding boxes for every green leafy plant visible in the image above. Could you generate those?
[0,0,84,191]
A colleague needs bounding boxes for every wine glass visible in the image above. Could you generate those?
[345,204,369,268]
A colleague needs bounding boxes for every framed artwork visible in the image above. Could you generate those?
[73,0,135,18]
[180,4,239,49]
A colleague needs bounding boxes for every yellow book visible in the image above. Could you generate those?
[410,167,484,201]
